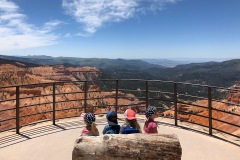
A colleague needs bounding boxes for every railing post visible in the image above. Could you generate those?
[53,83,56,125]
[174,83,178,126]
[115,80,118,113]
[16,86,20,134]
[145,81,149,109]
[208,86,212,136]
[84,81,87,113]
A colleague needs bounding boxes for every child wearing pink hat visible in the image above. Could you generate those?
[120,109,141,134]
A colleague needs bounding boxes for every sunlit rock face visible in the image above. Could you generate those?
[163,83,240,136]
[226,83,240,104]
[0,64,145,131]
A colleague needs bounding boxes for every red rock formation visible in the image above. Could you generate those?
[2,63,238,137]
[0,64,144,131]
[226,83,240,104]
[163,83,240,137]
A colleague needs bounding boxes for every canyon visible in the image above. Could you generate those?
[0,63,145,131]
[0,62,239,138]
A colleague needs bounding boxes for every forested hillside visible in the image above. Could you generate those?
[1,55,239,87]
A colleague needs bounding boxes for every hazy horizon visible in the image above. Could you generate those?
[8,54,234,62]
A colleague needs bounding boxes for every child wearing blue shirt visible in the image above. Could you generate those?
[120,109,141,134]
[103,110,120,134]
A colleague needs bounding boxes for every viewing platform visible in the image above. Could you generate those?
[0,115,239,160]
[0,79,240,159]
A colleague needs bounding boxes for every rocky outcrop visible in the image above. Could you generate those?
[0,64,145,131]
[226,83,240,104]
[163,83,240,136]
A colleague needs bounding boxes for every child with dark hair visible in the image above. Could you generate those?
[144,106,158,134]
[102,110,120,134]
[80,113,99,136]
[120,109,141,134]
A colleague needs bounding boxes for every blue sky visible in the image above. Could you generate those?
[0,0,239,59]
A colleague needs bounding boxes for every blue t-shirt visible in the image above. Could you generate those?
[102,125,120,134]
[120,125,140,134]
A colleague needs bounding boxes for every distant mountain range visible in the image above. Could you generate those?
[145,59,240,87]
[0,54,239,88]
[0,57,39,67]
[0,55,164,70]
[141,58,230,67]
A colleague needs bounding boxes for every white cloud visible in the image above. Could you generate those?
[62,0,180,34]
[64,33,72,38]
[148,0,181,11]
[76,32,91,37]
[0,0,18,12]
[62,0,138,33]
[0,0,61,52]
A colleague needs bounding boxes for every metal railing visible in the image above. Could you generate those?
[0,79,239,139]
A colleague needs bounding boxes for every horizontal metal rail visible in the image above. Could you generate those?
[149,97,174,103]
[118,89,147,92]
[86,97,110,101]
[0,127,15,133]
[0,98,16,103]
[211,86,240,92]
[55,107,81,112]
[1,79,240,91]
[212,108,240,117]
[178,93,208,101]
[0,79,239,142]
[19,93,53,100]
[20,111,53,118]
[117,103,146,107]
[55,91,84,96]
[87,90,104,93]
[55,99,82,104]
[213,128,240,139]
[176,101,208,109]
[148,90,174,95]
[0,108,16,112]
[0,86,16,89]
[178,110,209,119]
[19,102,53,109]
[134,96,147,100]
[0,117,16,123]
[212,118,240,128]
[180,119,209,128]
[211,99,240,107]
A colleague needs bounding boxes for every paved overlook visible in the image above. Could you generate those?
[0,115,239,160]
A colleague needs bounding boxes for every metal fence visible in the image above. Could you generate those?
[0,79,239,139]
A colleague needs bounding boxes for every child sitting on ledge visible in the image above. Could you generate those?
[120,109,142,134]
[102,110,120,134]
[144,106,158,134]
[80,113,99,136]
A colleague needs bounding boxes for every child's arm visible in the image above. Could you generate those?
[152,122,158,133]
[80,128,84,136]
[119,125,126,134]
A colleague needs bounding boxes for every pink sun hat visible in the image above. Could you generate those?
[124,109,136,120]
